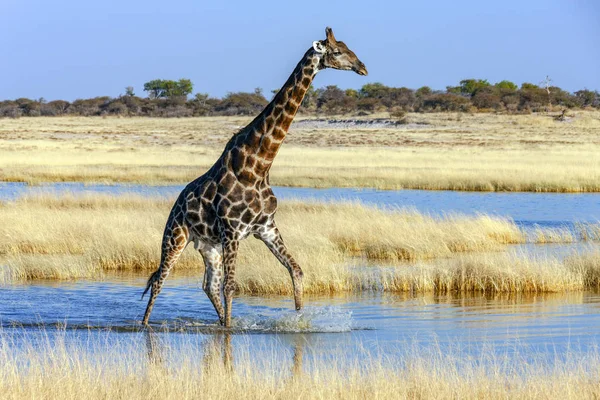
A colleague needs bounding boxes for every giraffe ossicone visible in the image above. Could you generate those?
[141,27,367,327]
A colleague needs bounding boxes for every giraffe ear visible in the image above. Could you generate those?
[325,27,336,44]
[312,41,325,54]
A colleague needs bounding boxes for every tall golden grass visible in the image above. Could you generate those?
[1,331,598,400]
[0,194,523,284]
[1,112,600,191]
[1,194,599,295]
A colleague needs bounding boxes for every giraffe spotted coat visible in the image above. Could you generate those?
[142,27,367,327]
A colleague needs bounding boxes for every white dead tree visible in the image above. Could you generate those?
[540,75,552,108]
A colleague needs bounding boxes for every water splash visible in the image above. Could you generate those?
[233,306,353,333]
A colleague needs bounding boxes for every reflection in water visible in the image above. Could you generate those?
[201,332,234,372]
[144,328,304,378]
[144,327,164,365]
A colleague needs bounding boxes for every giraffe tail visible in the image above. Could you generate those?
[141,270,160,300]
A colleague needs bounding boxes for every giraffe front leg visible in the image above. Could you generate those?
[221,237,239,328]
[199,246,225,325]
[258,225,304,311]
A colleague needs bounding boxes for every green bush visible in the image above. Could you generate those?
[495,80,518,90]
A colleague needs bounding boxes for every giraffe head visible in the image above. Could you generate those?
[313,27,368,76]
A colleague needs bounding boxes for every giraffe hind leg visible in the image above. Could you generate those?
[142,225,188,326]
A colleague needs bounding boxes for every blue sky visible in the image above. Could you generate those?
[1,0,598,100]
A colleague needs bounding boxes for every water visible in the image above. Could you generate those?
[2,182,599,226]
[3,274,600,363]
[1,182,600,365]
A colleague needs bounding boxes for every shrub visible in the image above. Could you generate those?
[500,89,520,113]
[70,97,110,116]
[521,82,539,89]
[105,101,128,115]
[574,89,600,108]
[15,98,41,116]
[316,85,346,110]
[214,91,268,115]
[389,107,408,123]
[0,80,597,118]
[420,93,471,112]
[519,87,549,111]
[471,87,503,110]
[356,98,379,113]
[0,101,21,118]
[549,87,578,108]
[415,86,432,97]
[42,100,70,116]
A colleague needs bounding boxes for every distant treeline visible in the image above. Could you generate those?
[1,78,599,118]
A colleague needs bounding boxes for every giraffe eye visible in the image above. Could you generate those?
[333,49,341,55]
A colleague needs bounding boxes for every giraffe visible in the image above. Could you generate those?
[141,27,367,327]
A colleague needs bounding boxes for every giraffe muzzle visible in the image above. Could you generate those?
[353,61,368,76]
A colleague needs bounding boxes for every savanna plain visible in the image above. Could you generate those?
[2,112,600,399]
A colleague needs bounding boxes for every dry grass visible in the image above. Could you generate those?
[1,331,599,400]
[1,112,600,191]
[0,195,524,289]
[533,227,576,244]
[1,194,600,295]
[359,251,600,294]
[576,222,600,241]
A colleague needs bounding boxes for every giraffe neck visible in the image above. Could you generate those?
[232,48,320,178]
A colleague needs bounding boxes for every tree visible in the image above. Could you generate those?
[193,92,209,104]
[189,93,211,116]
[359,82,389,99]
[458,79,490,96]
[165,79,193,98]
[143,79,193,99]
[345,88,358,98]
[539,75,552,106]
[143,79,166,99]
[494,80,517,90]
[415,86,432,97]
[125,86,135,96]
